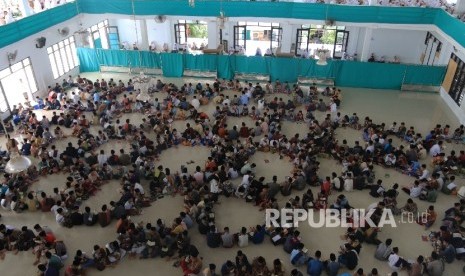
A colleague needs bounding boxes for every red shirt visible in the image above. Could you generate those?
[321,181,331,196]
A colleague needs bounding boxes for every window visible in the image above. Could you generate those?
[422,32,442,66]
[234,22,281,56]
[47,37,78,79]
[0,57,38,112]
[448,53,465,106]
[86,20,109,49]
[296,25,346,58]
[175,20,208,50]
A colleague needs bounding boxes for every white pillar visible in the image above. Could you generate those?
[360,27,373,62]
[455,0,465,15]
[139,19,149,51]
[436,41,453,66]
[18,0,33,17]
[280,22,293,53]
[368,0,379,5]
[208,21,218,48]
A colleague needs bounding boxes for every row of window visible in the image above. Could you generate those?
[47,36,78,79]
[0,57,37,112]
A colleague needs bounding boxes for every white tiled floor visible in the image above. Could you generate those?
[0,72,463,276]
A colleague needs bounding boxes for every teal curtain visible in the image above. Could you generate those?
[77,48,446,89]
[127,51,141,68]
[234,56,269,74]
[94,38,102,49]
[97,49,128,66]
[77,48,100,72]
[298,59,340,79]
[139,51,161,68]
[161,53,184,77]
[404,65,446,86]
[269,58,299,82]
[217,55,235,80]
[184,54,217,71]
[336,61,407,89]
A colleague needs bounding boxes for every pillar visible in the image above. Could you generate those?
[280,22,293,53]
[139,19,149,51]
[455,0,465,15]
[368,0,379,5]
[18,0,33,17]
[360,27,373,61]
[208,21,218,48]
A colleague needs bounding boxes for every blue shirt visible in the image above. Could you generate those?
[45,267,59,276]
[251,228,265,244]
[307,258,323,276]
[93,93,100,103]
[240,94,249,105]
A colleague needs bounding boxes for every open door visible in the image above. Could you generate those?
[442,58,458,93]
[295,28,309,55]
[174,23,187,45]
[271,26,282,52]
[234,25,246,50]
[333,30,349,59]
[107,26,120,50]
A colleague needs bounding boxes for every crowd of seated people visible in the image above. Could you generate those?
[0,70,463,276]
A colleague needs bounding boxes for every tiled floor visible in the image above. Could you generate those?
[0,72,463,276]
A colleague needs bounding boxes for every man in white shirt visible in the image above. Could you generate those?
[55,208,66,226]
[134,182,145,195]
[97,150,108,166]
[344,174,354,192]
[429,141,442,157]
[190,96,200,110]
[403,180,422,198]
[388,247,410,271]
[418,164,429,181]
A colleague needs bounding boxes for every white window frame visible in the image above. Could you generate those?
[47,36,78,80]
[0,57,38,112]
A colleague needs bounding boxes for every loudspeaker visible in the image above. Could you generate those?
[35,37,46,48]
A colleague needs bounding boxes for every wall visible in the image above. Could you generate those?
[368,28,427,64]
[0,14,102,99]
[110,18,143,48]
[440,88,465,124]
[345,26,361,57]
[146,19,173,49]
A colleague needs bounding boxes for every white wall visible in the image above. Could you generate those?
[345,26,360,57]
[440,88,465,124]
[0,14,102,98]
[146,19,172,48]
[367,28,427,64]
[110,18,143,48]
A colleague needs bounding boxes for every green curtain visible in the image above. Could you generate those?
[269,58,299,82]
[298,59,340,79]
[139,51,161,68]
[234,56,269,74]
[77,48,446,89]
[404,65,446,86]
[77,48,100,72]
[184,54,218,71]
[336,61,407,89]
[217,55,235,80]
[127,51,141,68]
[161,53,184,77]
[97,49,127,66]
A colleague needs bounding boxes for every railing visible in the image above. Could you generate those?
[0,1,464,51]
